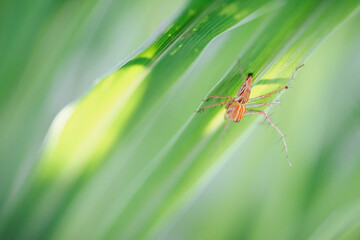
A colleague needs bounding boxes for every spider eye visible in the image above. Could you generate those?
[248,73,253,77]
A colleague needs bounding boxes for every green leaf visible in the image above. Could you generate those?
[1,0,359,239]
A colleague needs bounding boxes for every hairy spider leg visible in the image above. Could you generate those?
[245,102,280,108]
[247,64,304,103]
[197,100,231,112]
[203,96,235,102]
[244,110,292,167]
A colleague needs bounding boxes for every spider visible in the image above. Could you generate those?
[197,64,304,167]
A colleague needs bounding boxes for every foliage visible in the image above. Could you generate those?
[0,0,359,239]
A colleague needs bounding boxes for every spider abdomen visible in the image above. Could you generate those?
[226,102,246,122]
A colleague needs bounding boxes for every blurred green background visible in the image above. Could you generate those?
[1,0,360,239]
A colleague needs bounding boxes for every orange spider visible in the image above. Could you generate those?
[197,64,304,167]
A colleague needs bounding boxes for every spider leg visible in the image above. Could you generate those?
[245,102,280,108]
[247,64,304,103]
[244,110,292,168]
[203,96,235,102]
[196,100,231,112]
